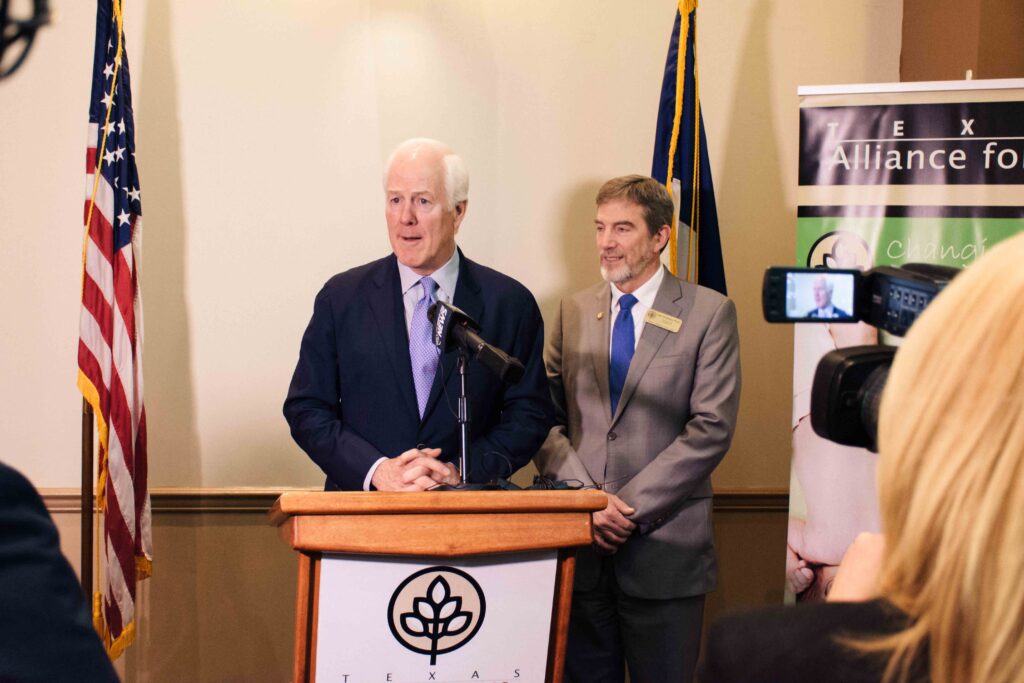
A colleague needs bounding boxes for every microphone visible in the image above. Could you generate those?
[427,301,525,385]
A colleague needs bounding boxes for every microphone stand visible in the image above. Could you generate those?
[435,348,499,491]
[457,349,470,485]
[426,301,517,491]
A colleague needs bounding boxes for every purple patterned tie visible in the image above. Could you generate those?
[409,277,440,418]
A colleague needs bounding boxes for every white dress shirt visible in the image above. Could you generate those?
[609,265,666,354]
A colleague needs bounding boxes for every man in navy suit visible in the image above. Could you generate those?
[284,139,553,491]
[807,274,851,319]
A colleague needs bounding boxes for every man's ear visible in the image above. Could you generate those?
[656,224,671,252]
[453,200,468,230]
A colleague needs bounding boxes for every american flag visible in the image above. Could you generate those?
[77,0,152,658]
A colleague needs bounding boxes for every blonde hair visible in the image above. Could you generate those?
[869,232,1024,683]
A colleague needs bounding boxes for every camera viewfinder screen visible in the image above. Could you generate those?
[785,271,856,320]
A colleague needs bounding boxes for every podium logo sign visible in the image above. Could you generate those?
[316,552,555,681]
[388,566,486,665]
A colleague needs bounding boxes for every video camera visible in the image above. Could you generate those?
[762,263,959,451]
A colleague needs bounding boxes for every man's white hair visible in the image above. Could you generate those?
[382,138,469,210]
[815,274,835,294]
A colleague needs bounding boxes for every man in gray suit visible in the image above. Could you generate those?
[535,175,741,683]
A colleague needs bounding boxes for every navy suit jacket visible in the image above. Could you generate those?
[284,252,554,490]
[0,462,119,682]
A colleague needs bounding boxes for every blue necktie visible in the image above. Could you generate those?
[609,293,638,416]
[409,277,439,418]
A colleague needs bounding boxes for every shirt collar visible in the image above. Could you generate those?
[611,264,666,311]
[397,248,460,299]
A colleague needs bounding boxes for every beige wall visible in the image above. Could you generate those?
[1,0,902,492]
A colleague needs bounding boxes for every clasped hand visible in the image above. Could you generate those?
[592,493,636,553]
[371,447,460,491]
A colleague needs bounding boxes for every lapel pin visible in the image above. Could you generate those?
[597,311,604,320]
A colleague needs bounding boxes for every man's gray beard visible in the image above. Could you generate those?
[600,265,629,284]
[600,252,655,284]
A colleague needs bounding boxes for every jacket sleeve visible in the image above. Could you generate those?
[283,286,386,490]
[533,298,598,487]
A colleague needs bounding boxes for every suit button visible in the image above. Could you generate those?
[607,432,617,441]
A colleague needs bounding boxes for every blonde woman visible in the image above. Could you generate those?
[699,232,1024,683]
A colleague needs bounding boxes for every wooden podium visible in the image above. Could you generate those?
[270,490,606,683]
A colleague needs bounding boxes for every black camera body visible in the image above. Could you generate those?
[762,264,956,337]
[763,263,959,450]
[810,346,894,452]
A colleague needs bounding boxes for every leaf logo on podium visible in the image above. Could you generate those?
[388,566,486,664]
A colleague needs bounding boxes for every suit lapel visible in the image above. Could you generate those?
[611,275,689,426]
[366,256,419,422]
[422,252,482,423]
[588,284,613,426]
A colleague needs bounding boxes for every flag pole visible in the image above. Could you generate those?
[81,398,94,597]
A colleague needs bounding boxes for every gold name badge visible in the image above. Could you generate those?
[644,309,682,333]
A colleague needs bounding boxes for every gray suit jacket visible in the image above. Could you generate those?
[535,270,740,599]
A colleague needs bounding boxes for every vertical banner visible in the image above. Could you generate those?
[787,79,1024,602]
